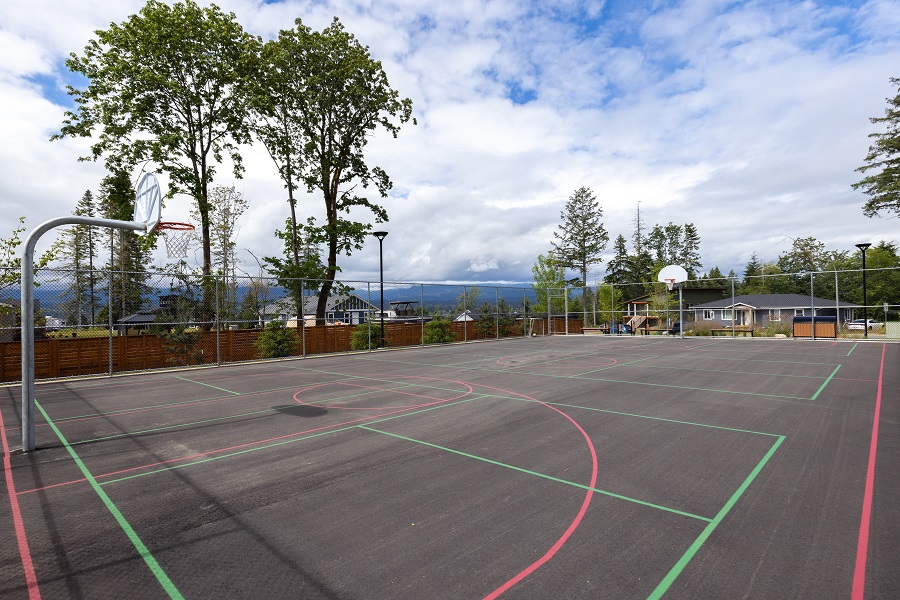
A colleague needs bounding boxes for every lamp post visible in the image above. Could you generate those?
[856,243,871,339]
[373,231,388,347]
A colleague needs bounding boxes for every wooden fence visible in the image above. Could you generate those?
[0,317,581,383]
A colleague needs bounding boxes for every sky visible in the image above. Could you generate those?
[1,0,899,285]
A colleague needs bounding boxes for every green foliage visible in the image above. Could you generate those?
[159,328,205,366]
[254,320,298,358]
[350,323,383,350]
[424,317,454,344]
[55,0,258,278]
[251,17,414,319]
[1,217,61,303]
[531,253,567,313]
[455,286,481,315]
[853,77,900,218]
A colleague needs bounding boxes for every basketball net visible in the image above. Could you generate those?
[156,222,195,258]
[665,278,676,292]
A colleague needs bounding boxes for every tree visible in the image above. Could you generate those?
[628,203,653,286]
[853,77,900,218]
[249,24,316,284]
[259,18,414,321]
[59,190,101,326]
[604,235,630,285]
[98,171,151,323]
[681,223,702,279]
[0,218,60,315]
[455,285,481,316]
[531,253,567,313]
[190,185,248,320]
[54,0,257,292]
[552,187,609,324]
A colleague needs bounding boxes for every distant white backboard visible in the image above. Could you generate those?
[133,173,162,235]
[657,264,688,285]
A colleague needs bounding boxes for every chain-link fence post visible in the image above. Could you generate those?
[421,283,425,346]
[108,264,113,375]
[215,274,221,366]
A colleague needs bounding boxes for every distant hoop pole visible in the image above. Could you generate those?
[20,216,148,452]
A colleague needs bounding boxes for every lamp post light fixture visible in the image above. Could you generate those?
[373,231,388,347]
[856,242,871,339]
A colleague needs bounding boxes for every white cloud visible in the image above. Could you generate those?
[1,0,899,283]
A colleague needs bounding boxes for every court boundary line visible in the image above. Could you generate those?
[35,401,184,600]
[0,406,41,599]
[851,343,886,599]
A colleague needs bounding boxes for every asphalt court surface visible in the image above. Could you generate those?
[1,335,897,599]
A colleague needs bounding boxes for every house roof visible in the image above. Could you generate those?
[263,293,376,315]
[691,294,859,310]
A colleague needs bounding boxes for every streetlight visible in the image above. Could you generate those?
[856,243,871,339]
[373,231,388,347]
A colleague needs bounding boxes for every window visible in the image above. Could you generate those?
[703,310,715,320]
[795,309,804,317]
[723,309,733,321]
[768,309,781,321]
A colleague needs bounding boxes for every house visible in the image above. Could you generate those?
[691,294,859,328]
[453,309,480,322]
[623,287,727,330]
[261,293,385,327]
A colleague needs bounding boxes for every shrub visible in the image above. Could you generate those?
[159,328,204,365]
[424,317,454,344]
[761,321,792,337]
[684,321,714,336]
[350,323,384,350]
[254,320,298,358]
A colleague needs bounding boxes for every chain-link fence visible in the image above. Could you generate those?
[583,267,900,340]
[2,265,897,383]
[0,268,585,382]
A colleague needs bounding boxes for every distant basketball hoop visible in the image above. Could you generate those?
[156,222,195,258]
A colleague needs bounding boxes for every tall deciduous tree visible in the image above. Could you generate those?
[552,187,609,324]
[191,185,248,320]
[54,0,257,298]
[261,18,413,320]
[853,77,900,218]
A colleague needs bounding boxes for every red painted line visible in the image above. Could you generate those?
[477,384,598,599]
[293,379,473,411]
[20,381,474,495]
[851,343,886,600]
[0,407,42,599]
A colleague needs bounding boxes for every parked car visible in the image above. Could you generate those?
[846,319,883,330]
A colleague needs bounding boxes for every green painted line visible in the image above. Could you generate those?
[35,401,184,600]
[847,343,858,357]
[616,363,835,380]
[528,400,782,438]
[573,355,660,376]
[173,375,241,395]
[646,435,785,600]
[810,365,842,401]
[55,377,359,421]
[99,395,488,485]
[359,426,711,523]
[72,406,282,445]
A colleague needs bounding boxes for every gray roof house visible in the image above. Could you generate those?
[692,294,859,328]
[261,293,383,326]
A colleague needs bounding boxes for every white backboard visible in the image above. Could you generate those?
[657,264,688,284]
[133,173,162,235]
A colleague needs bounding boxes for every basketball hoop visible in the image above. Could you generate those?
[665,278,676,292]
[156,222,195,258]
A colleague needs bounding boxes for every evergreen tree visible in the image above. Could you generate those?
[628,203,653,286]
[98,171,151,323]
[604,235,630,285]
[59,190,101,325]
[681,223,702,279]
[663,222,684,265]
[552,187,609,324]
[853,77,900,218]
